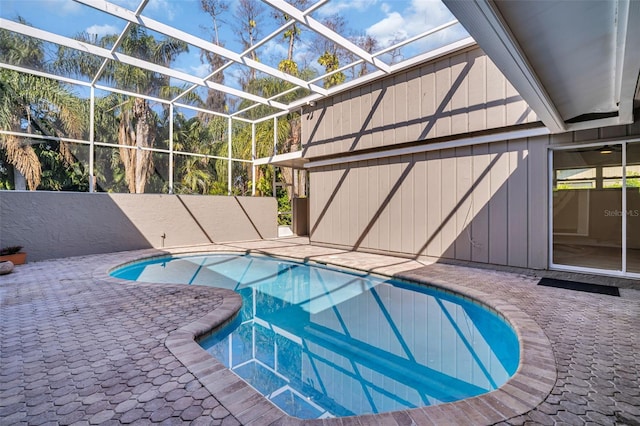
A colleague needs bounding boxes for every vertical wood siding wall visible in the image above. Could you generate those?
[308,123,640,269]
[302,47,537,159]
[309,136,548,268]
[304,43,640,269]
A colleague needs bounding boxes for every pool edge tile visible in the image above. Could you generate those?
[110,246,558,426]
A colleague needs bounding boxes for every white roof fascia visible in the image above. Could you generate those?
[616,0,640,124]
[564,116,625,133]
[254,150,303,166]
[1,18,287,110]
[262,0,391,73]
[305,127,551,169]
[443,0,566,133]
[76,0,326,96]
[386,37,476,74]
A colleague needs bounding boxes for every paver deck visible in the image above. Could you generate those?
[1,237,639,425]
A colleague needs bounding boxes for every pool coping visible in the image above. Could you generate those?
[95,246,557,425]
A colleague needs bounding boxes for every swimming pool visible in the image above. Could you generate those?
[111,253,519,419]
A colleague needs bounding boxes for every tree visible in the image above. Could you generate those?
[234,0,265,88]
[200,0,229,115]
[0,23,87,190]
[57,25,189,193]
[272,0,309,76]
[350,33,379,77]
[314,15,347,88]
[171,112,226,195]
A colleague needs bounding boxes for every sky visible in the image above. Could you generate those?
[0,0,467,109]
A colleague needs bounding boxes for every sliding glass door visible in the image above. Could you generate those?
[552,142,639,276]
[627,143,640,274]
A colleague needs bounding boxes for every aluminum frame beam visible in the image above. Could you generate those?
[262,0,391,74]
[0,18,288,110]
[76,0,327,98]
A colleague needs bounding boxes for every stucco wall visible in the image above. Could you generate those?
[302,47,537,159]
[0,192,277,262]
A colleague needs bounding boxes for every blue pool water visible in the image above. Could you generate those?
[112,253,519,419]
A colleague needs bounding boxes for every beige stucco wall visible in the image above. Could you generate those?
[0,192,277,262]
[302,47,537,159]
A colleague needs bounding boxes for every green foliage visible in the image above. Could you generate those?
[0,245,23,255]
[35,142,89,191]
[278,59,298,76]
[0,13,322,201]
[318,51,345,88]
[276,167,292,225]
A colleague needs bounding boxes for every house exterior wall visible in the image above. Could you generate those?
[0,192,276,262]
[308,136,547,268]
[302,47,537,160]
[304,42,640,269]
[308,123,640,269]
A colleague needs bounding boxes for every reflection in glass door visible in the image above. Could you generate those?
[627,143,640,274]
[552,145,623,272]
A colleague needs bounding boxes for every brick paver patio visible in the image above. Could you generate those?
[1,238,639,425]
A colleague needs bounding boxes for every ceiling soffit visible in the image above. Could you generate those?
[444,0,640,133]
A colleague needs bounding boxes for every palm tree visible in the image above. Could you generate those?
[57,25,189,193]
[0,23,87,190]
[171,113,223,194]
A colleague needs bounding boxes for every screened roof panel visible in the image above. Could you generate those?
[177,86,210,108]
[270,85,313,105]
[0,0,470,123]
[233,103,284,122]
[0,0,128,50]
[94,60,194,100]
[372,21,468,67]
[140,0,213,42]
[113,24,185,63]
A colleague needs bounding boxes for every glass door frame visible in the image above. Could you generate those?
[548,138,640,278]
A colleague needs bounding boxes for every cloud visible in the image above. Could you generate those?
[366,0,460,47]
[259,40,289,65]
[110,0,139,9]
[85,24,120,38]
[109,0,177,20]
[146,0,177,21]
[41,0,82,15]
[316,0,378,17]
[366,11,406,46]
[190,63,211,78]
